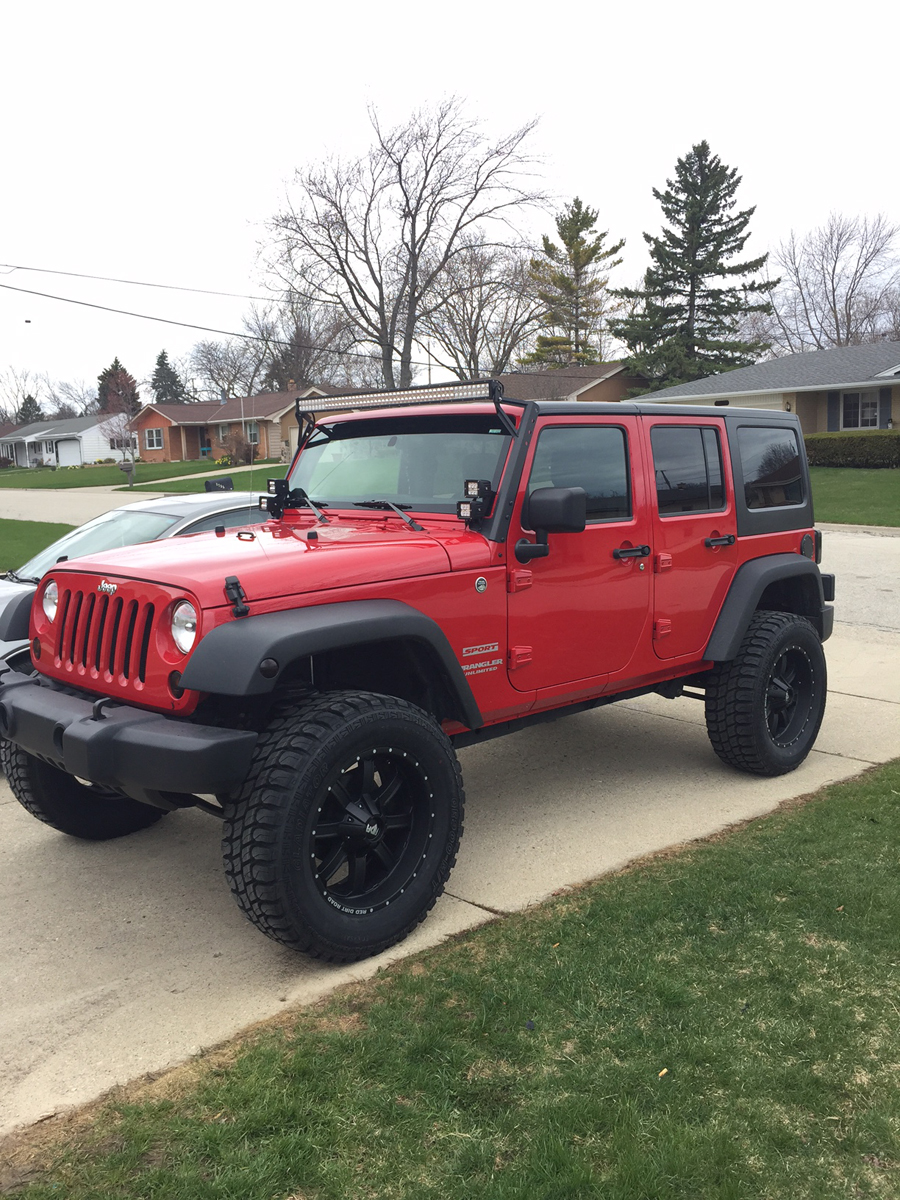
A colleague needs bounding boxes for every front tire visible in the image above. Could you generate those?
[222,691,465,961]
[705,611,827,776]
[0,741,167,839]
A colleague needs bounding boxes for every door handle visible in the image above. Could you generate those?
[613,544,651,559]
[704,535,736,547]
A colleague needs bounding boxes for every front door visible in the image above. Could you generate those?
[506,417,652,693]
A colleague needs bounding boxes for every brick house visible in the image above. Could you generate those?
[131,386,349,464]
[495,363,646,403]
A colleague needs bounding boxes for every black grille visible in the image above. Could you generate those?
[56,588,156,683]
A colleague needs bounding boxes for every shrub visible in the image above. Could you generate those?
[804,430,900,468]
[222,429,253,465]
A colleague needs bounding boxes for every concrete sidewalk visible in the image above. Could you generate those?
[0,522,897,1137]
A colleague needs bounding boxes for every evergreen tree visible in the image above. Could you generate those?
[520,198,624,367]
[17,394,44,424]
[97,357,140,416]
[610,141,775,391]
[150,350,188,403]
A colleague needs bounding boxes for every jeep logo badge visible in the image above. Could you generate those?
[475,576,488,593]
[98,580,117,595]
[365,821,380,837]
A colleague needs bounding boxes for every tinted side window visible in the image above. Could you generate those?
[651,426,725,515]
[737,427,803,509]
[528,426,630,521]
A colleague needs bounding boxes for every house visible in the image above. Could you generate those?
[647,342,900,435]
[132,385,349,464]
[495,363,646,403]
[0,415,119,468]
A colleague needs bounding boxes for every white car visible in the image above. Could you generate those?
[0,491,265,666]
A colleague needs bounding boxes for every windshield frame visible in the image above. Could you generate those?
[287,412,514,517]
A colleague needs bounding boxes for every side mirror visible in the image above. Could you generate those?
[516,486,587,562]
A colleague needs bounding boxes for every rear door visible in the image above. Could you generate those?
[644,417,738,661]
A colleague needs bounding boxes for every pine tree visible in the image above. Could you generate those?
[97,358,140,416]
[17,394,44,424]
[150,350,188,403]
[520,198,624,367]
[610,142,774,391]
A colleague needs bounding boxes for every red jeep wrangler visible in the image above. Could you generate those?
[0,381,834,961]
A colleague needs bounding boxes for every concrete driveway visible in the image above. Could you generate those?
[0,523,897,1137]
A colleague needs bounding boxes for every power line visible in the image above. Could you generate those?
[0,262,277,304]
[0,280,424,365]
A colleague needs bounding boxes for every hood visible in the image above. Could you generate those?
[48,516,457,608]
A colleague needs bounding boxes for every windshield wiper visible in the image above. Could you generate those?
[294,488,330,523]
[353,500,424,532]
[5,569,39,584]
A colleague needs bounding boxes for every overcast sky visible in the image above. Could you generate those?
[2,0,897,400]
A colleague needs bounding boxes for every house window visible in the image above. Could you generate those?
[842,392,878,429]
[144,428,163,450]
[109,434,137,452]
[246,421,259,445]
[218,424,229,442]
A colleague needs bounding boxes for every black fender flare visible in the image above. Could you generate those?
[705,554,830,661]
[179,598,482,730]
[0,588,34,644]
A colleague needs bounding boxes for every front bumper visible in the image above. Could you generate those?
[0,670,257,803]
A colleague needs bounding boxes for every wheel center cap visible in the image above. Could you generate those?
[364,819,382,838]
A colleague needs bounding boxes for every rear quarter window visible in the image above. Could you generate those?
[737,427,803,509]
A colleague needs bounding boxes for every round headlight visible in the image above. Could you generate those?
[42,580,59,622]
[171,601,198,654]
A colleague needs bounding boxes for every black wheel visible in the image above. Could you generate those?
[0,740,167,839]
[705,611,827,776]
[222,691,465,961]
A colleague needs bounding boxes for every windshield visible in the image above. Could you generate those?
[15,509,181,581]
[289,414,512,513]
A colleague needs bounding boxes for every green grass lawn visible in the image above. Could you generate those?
[0,460,280,491]
[809,467,899,527]
[6,761,900,1199]
[124,465,283,495]
[0,518,76,573]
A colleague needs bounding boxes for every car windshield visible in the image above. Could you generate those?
[15,509,181,581]
[289,414,512,513]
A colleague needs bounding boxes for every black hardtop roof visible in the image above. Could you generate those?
[526,399,798,422]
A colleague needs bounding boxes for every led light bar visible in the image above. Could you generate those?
[305,378,504,414]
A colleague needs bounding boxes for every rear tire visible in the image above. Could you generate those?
[0,740,167,839]
[222,690,465,961]
[705,611,827,776]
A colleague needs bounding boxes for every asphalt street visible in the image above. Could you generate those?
[0,510,897,1137]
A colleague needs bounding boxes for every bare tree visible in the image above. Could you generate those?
[43,377,98,418]
[267,99,543,388]
[419,237,544,378]
[768,213,900,352]
[189,308,275,401]
[0,368,48,423]
[261,294,381,391]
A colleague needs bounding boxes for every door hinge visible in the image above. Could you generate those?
[507,569,533,593]
[509,645,533,669]
[654,619,672,640]
[655,552,673,572]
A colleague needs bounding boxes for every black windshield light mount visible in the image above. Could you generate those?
[457,479,495,528]
[263,478,329,522]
